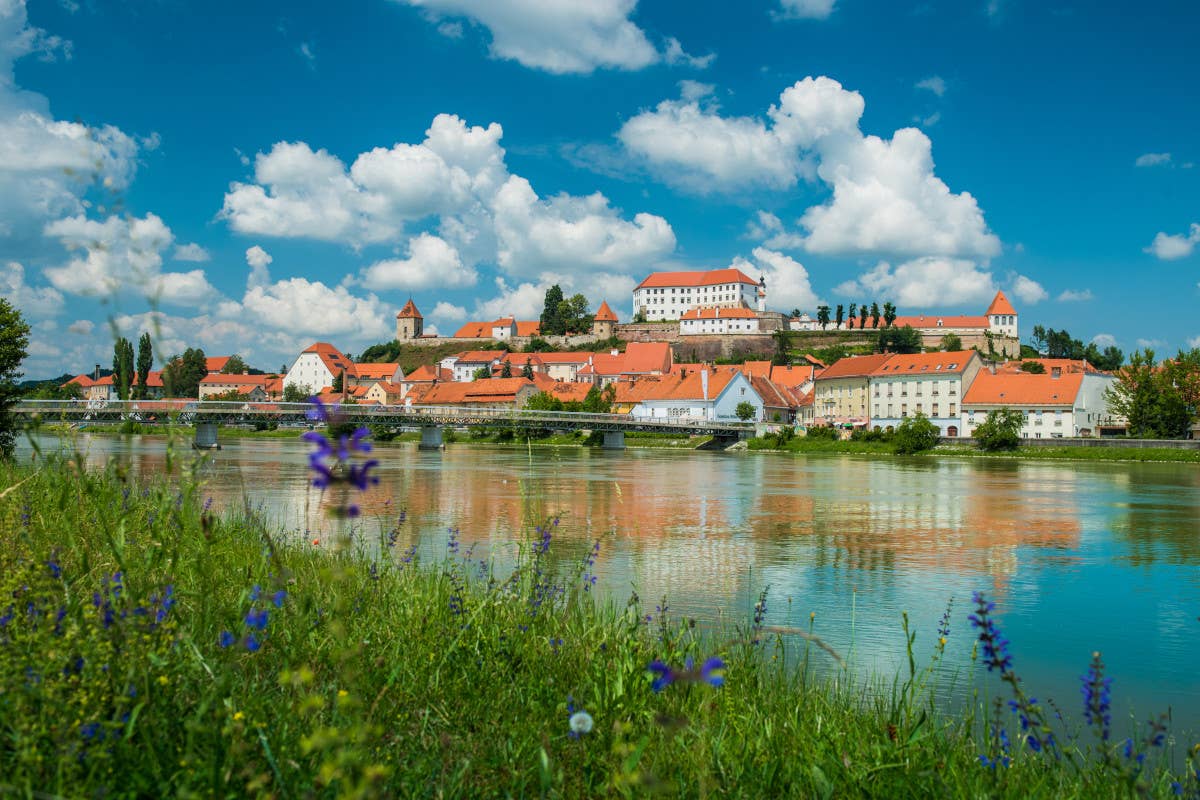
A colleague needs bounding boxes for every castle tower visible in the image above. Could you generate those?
[985,290,1018,344]
[757,274,767,313]
[396,299,423,341]
[592,300,618,339]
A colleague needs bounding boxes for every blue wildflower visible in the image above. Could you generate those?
[218,630,235,648]
[271,589,287,608]
[245,634,261,653]
[244,608,269,630]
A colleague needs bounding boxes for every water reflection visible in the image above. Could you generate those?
[18,434,1200,736]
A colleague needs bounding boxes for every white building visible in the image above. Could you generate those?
[680,306,761,335]
[633,268,763,321]
[449,350,506,382]
[618,369,764,422]
[284,343,355,393]
[961,369,1118,438]
[869,350,983,437]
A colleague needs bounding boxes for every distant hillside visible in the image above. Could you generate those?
[357,341,508,374]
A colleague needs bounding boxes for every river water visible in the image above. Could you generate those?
[20,432,1200,738]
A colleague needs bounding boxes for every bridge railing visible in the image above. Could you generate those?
[14,399,755,432]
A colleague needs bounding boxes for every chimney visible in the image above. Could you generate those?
[611,349,619,356]
[94,364,101,381]
[701,368,709,401]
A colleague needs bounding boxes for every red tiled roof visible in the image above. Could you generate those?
[872,350,978,376]
[515,321,541,337]
[890,315,990,329]
[455,350,507,364]
[985,290,1017,316]
[206,356,230,372]
[533,353,593,365]
[420,377,534,405]
[962,371,1084,406]
[635,268,758,290]
[769,364,815,388]
[740,361,773,379]
[352,362,401,379]
[816,354,893,380]
[453,320,540,338]
[622,342,672,374]
[396,299,422,319]
[63,374,95,388]
[302,342,356,378]
[680,306,758,320]
[614,370,740,403]
[200,373,275,385]
[997,358,1098,375]
[593,301,618,322]
[403,364,442,382]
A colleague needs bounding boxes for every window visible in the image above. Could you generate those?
[950,404,957,417]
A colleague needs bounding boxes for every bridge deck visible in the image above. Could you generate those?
[14,400,754,438]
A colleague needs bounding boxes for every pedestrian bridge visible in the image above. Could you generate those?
[13,399,755,451]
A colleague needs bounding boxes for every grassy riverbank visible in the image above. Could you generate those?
[748,434,1200,464]
[2,455,1197,797]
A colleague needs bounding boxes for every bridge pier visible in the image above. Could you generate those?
[193,422,221,450]
[601,431,625,450]
[419,425,444,450]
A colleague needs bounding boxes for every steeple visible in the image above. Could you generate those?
[395,298,424,340]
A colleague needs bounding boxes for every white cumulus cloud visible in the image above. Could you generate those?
[3,261,63,316]
[1134,152,1171,167]
[150,269,219,307]
[42,213,175,297]
[1011,274,1048,305]
[238,277,392,341]
[392,0,665,74]
[361,232,476,290]
[777,0,836,20]
[1057,288,1093,302]
[915,76,946,97]
[729,247,822,313]
[172,243,210,262]
[1091,333,1118,348]
[245,245,273,288]
[834,257,997,308]
[621,76,1000,261]
[67,319,94,336]
[1144,223,1199,260]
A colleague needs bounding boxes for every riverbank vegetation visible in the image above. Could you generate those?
[2,450,1197,797]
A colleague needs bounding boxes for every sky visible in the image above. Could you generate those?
[2,0,1198,379]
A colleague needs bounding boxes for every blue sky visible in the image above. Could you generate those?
[2,0,1198,378]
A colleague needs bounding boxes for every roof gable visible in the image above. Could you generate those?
[985,290,1017,316]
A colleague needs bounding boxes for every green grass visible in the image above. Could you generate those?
[1,453,1197,798]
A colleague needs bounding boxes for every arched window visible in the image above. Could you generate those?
[947,425,959,437]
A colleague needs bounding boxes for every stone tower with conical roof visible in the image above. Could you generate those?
[591,300,618,339]
[396,299,423,341]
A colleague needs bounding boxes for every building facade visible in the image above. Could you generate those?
[868,351,983,436]
[395,299,423,340]
[812,354,893,427]
[679,306,761,335]
[284,343,355,393]
[633,268,761,321]
[961,370,1118,438]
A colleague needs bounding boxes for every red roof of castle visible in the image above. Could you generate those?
[593,301,618,322]
[985,290,1017,316]
[396,299,422,319]
[635,268,758,290]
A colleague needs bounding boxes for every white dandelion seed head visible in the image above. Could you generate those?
[569,710,594,735]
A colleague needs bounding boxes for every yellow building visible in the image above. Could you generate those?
[812,353,893,427]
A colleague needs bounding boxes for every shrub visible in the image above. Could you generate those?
[892,413,940,454]
[804,424,840,440]
[973,408,1024,451]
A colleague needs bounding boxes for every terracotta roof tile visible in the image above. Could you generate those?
[816,354,894,380]
[593,301,618,322]
[872,350,978,376]
[635,267,758,290]
[985,290,1017,316]
[396,299,422,319]
[962,371,1084,406]
[680,306,758,320]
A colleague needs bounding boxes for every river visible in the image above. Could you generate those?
[19,432,1200,739]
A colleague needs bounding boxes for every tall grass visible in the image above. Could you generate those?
[1,447,1197,797]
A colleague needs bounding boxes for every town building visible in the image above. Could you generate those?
[890,291,1020,356]
[961,369,1118,438]
[198,373,280,400]
[577,342,673,386]
[679,306,761,335]
[284,343,355,394]
[615,369,764,422]
[418,377,542,409]
[348,362,403,389]
[812,353,894,428]
[449,351,507,382]
[868,351,983,437]
[363,381,405,405]
[395,299,423,341]
[452,318,541,339]
[633,268,762,321]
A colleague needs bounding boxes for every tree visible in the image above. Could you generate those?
[283,382,313,403]
[771,330,791,366]
[790,308,802,318]
[735,401,757,421]
[112,337,134,400]
[472,367,491,381]
[1106,348,1199,439]
[1084,342,1124,372]
[940,333,963,352]
[816,305,831,330]
[880,302,894,328]
[524,391,564,412]
[835,304,844,329]
[331,370,344,392]
[633,308,647,323]
[521,359,534,379]
[221,354,248,374]
[859,303,868,329]
[540,284,566,336]
[973,408,1025,451]
[559,293,591,334]
[523,337,554,353]
[582,384,614,414]
[847,303,857,329]
[0,299,31,460]
[1030,325,1048,355]
[1020,360,1046,374]
[892,412,940,454]
[500,361,513,378]
[162,347,207,398]
[134,332,153,399]
[878,325,922,354]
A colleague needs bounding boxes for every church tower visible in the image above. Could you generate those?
[757,274,767,313]
[396,299,423,341]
